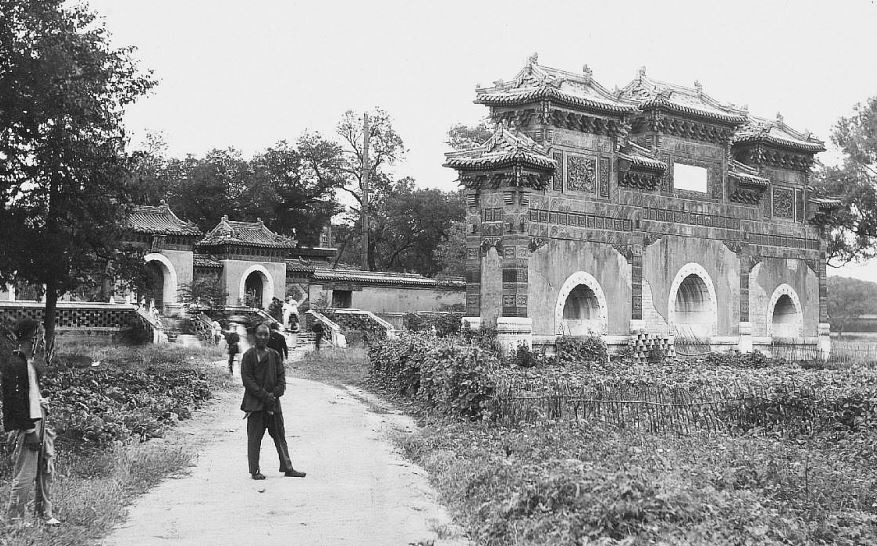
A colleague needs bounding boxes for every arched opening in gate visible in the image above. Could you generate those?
[142,253,177,313]
[669,263,717,339]
[561,284,602,336]
[244,271,265,309]
[554,271,608,336]
[769,285,803,340]
[145,261,165,309]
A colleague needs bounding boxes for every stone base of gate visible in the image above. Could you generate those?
[496,317,532,356]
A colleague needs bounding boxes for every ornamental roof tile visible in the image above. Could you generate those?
[728,159,770,187]
[619,70,747,124]
[444,125,555,171]
[617,141,666,172]
[734,114,826,153]
[128,203,201,236]
[475,58,638,116]
[311,268,466,289]
[198,216,296,249]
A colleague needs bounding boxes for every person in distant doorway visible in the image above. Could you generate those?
[240,324,306,480]
[1,319,60,526]
[267,322,288,362]
[282,296,299,330]
[225,326,240,374]
[311,320,325,352]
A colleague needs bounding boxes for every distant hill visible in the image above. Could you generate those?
[828,276,877,332]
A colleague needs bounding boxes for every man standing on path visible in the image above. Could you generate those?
[241,323,306,480]
[224,325,240,375]
[1,319,60,526]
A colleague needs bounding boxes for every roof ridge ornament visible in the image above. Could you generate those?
[776,112,784,126]
[694,80,702,96]
[638,66,647,79]
[582,64,592,83]
[528,52,539,65]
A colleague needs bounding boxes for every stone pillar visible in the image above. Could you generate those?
[496,317,532,355]
[738,321,753,353]
[818,322,831,360]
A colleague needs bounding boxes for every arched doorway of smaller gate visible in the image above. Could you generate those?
[769,284,803,340]
[668,263,717,340]
[142,253,177,314]
[555,271,608,336]
[239,265,274,309]
[145,261,165,309]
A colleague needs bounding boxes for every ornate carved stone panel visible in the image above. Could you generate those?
[599,157,610,198]
[552,151,564,191]
[567,155,596,193]
[795,189,805,222]
[772,187,794,219]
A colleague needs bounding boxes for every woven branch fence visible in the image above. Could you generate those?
[491,381,838,436]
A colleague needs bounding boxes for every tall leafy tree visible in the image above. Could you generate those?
[335,182,465,275]
[813,97,877,267]
[335,108,406,269]
[165,148,249,232]
[0,0,156,356]
[447,120,493,151]
[247,136,345,245]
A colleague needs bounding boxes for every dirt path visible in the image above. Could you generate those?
[102,358,467,545]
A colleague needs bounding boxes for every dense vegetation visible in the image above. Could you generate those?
[0,343,228,544]
[365,333,877,545]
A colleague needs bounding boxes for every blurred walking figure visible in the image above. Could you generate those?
[311,320,325,353]
[1,319,60,526]
[225,326,240,374]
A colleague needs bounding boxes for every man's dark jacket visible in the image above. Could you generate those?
[1,351,39,432]
[240,347,285,413]
[268,331,288,360]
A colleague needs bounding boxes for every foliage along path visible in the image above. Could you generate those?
[102,352,467,545]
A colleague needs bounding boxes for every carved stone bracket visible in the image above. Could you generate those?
[481,237,503,256]
[618,170,660,191]
[721,239,744,255]
[528,237,550,252]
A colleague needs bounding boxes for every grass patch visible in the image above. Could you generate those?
[0,342,230,544]
[291,347,370,387]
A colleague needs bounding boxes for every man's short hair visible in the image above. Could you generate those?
[13,319,40,341]
[269,322,280,330]
[256,322,271,333]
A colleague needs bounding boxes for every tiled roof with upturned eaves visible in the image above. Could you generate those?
[728,159,770,187]
[617,141,666,172]
[475,56,637,116]
[444,125,555,171]
[128,204,201,236]
[619,69,747,125]
[198,216,296,249]
[734,114,826,153]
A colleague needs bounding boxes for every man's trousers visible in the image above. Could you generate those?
[246,410,293,475]
[7,421,53,520]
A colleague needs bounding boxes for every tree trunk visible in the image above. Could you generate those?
[43,280,58,365]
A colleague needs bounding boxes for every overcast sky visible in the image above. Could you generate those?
[88,0,877,280]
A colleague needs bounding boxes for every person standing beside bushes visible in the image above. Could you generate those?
[1,319,60,526]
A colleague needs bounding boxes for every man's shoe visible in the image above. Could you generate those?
[251,472,266,480]
[284,469,306,478]
[44,517,61,526]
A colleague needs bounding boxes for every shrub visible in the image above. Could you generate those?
[556,335,608,364]
[368,333,500,418]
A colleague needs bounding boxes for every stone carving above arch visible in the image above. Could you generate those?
[768,283,804,339]
[554,271,608,335]
[667,262,718,338]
